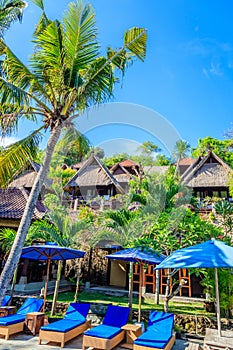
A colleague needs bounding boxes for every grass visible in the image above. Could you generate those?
[47,291,215,317]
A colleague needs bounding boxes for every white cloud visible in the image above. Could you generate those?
[0,136,19,147]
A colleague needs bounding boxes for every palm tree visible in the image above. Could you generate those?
[173,139,190,179]
[0,0,147,303]
[0,0,26,38]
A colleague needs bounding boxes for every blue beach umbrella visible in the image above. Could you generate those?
[21,243,85,310]
[155,238,233,337]
[106,247,165,322]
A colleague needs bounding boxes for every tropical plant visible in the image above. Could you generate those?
[173,139,190,179]
[51,127,90,167]
[28,212,90,314]
[0,0,147,303]
[191,136,233,167]
[0,0,26,38]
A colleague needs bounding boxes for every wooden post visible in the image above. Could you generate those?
[215,268,222,337]
[155,269,160,304]
[43,258,51,312]
[51,260,62,315]
[128,262,133,320]
[74,263,81,302]
[138,263,142,323]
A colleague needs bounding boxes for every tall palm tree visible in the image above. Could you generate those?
[173,139,190,179]
[0,0,26,38]
[0,0,147,303]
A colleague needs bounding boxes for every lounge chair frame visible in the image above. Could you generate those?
[133,333,176,350]
[39,319,91,348]
[0,321,25,340]
[82,329,125,350]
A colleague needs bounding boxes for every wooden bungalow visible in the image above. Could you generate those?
[0,187,47,228]
[180,151,232,199]
[64,155,125,204]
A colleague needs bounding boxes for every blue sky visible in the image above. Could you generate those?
[3,0,233,157]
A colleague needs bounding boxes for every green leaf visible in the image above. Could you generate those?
[0,127,43,186]
[124,27,147,61]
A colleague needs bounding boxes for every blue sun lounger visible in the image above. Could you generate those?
[82,304,130,350]
[1,295,11,306]
[133,311,176,350]
[0,297,43,340]
[39,302,91,348]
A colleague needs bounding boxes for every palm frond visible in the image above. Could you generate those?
[30,0,44,10]
[63,1,99,86]
[0,103,37,135]
[0,0,26,38]
[77,26,147,107]
[124,27,147,61]
[0,39,52,106]
[77,57,115,107]
[31,20,66,102]
[0,127,43,186]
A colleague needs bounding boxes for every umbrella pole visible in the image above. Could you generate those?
[128,262,133,321]
[214,268,221,337]
[138,263,142,323]
[43,258,51,312]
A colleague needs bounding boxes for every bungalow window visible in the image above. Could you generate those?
[220,191,227,198]
[213,191,219,197]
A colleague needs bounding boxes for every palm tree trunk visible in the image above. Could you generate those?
[0,125,63,304]
[174,156,181,179]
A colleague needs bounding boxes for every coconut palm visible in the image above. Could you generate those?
[0,0,147,303]
[0,0,26,38]
[173,139,190,179]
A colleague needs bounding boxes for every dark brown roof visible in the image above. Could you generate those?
[0,188,47,220]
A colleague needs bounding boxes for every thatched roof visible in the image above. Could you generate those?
[143,165,170,175]
[64,155,125,194]
[0,187,47,220]
[9,160,52,189]
[110,163,133,184]
[181,151,232,188]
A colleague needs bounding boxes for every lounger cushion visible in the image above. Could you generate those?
[0,314,25,326]
[147,311,174,336]
[103,305,130,328]
[17,298,43,315]
[40,319,84,333]
[134,328,172,349]
[84,324,122,339]
[1,295,11,307]
[64,302,90,321]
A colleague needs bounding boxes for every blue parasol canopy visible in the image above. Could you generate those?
[106,246,165,322]
[105,247,164,264]
[155,238,233,338]
[20,243,85,311]
[21,242,85,261]
[155,239,233,269]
